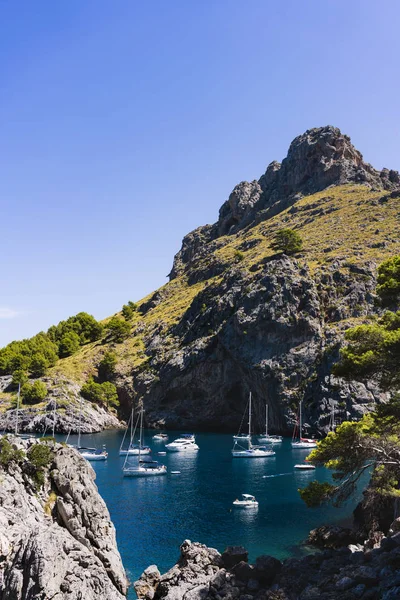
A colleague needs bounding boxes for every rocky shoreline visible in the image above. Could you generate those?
[0,436,127,599]
[134,525,400,600]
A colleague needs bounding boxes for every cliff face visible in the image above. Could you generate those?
[18,125,400,435]
[0,436,127,599]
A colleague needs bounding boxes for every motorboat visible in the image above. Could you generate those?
[79,446,108,461]
[153,433,169,440]
[122,406,167,477]
[233,494,259,507]
[291,401,317,449]
[165,437,199,452]
[232,393,275,458]
[294,463,316,470]
[123,459,167,477]
[120,444,151,456]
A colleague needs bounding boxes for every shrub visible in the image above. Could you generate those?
[58,331,81,358]
[12,369,28,387]
[234,250,245,262]
[98,351,117,380]
[0,437,25,468]
[376,256,400,305]
[29,353,49,377]
[270,228,303,255]
[122,301,138,320]
[106,317,131,342]
[80,380,119,408]
[27,443,54,488]
[21,381,48,404]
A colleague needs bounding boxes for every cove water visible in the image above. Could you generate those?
[67,430,360,598]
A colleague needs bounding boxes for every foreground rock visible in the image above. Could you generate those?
[0,376,124,434]
[135,529,400,600]
[0,436,127,599]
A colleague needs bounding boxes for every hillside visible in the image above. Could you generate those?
[1,126,400,434]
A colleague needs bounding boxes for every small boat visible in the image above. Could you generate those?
[291,401,317,449]
[171,471,181,474]
[233,494,259,508]
[158,451,167,456]
[153,433,169,440]
[294,463,316,470]
[258,405,283,444]
[232,393,275,458]
[165,437,199,452]
[120,409,151,455]
[123,405,167,477]
[233,433,251,441]
[123,459,167,477]
[79,446,108,461]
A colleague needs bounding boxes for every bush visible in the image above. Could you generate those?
[270,228,303,255]
[12,369,28,387]
[47,312,103,345]
[0,437,25,468]
[29,353,49,377]
[21,381,48,404]
[98,351,117,380]
[122,301,138,320]
[58,331,81,358]
[81,380,119,408]
[234,250,245,262]
[376,256,400,305]
[106,317,131,342]
[27,443,54,488]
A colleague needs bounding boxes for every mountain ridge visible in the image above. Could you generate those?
[1,125,400,435]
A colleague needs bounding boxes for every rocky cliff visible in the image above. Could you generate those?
[4,126,400,436]
[134,529,400,600]
[0,436,127,599]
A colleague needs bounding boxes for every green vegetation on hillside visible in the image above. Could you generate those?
[270,228,303,255]
[300,258,400,508]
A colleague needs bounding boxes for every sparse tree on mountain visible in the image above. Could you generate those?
[270,228,303,255]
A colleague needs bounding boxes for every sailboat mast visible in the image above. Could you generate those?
[248,392,252,448]
[266,404,268,438]
[15,383,20,436]
[78,394,82,448]
[138,404,143,462]
[52,400,56,438]
[299,400,303,440]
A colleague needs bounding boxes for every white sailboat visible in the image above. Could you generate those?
[232,393,275,458]
[291,400,317,449]
[76,395,108,461]
[258,405,283,444]
[119,409,151,455]
[123,405,167,477]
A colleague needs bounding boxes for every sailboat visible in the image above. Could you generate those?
[291,400,317,449]
[258,405,283,444]
[232,393,275,458]
[123,405,167,477]
[119,408,151,455]
[76,395,108,461]
[14,383,31,439]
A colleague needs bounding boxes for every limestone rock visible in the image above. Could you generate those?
[0,437,127,599]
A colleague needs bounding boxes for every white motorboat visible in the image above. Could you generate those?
[291,401,317,449]
[258,405,283,444]
[165,436,199,452]
[79,446,108,461]
[123,405,167,477]
[233,494,259,507]
[294,463,316,470]
[232,393,275,458]
[153,433,169,440]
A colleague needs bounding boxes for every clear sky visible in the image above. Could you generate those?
[1,0,399,347]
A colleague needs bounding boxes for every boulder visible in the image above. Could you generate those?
[222,546,249,569]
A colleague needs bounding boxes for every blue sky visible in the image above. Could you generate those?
[1,0,399,346]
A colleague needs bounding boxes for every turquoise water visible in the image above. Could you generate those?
[67,431,360,598]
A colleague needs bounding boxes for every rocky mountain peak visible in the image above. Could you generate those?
[170,125,399,278]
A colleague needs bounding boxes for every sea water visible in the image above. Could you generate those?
[68,430,361,598]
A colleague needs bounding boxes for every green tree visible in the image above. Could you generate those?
[21,381,48,405]
[58,331,81,358]
[98,351,117,380]
[106,317,131,342]
[376,255,400,305]
[80,380,119,408]
[12,369,28,387]
[122,301,137,320]
[270,228,303,255]
[29,353,49,377]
